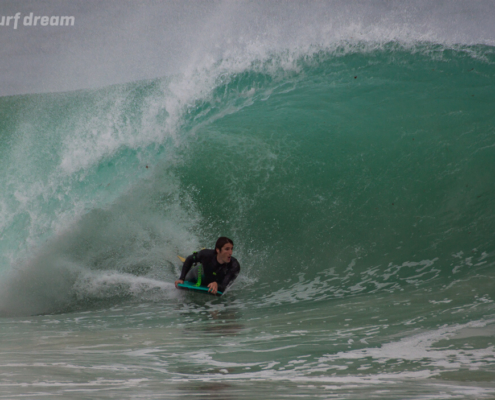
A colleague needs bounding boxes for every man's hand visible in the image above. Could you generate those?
[207,282,218,294]
[175,279,184,288]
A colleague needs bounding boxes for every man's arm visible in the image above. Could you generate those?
[207,281,219,294]
[175,251,207,288]
[218,261,240,293]
[178,254,196,281]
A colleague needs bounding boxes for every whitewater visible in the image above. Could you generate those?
[0,1,494,399]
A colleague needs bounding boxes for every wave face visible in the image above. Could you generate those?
[1,41,495,398]
[1,44,494,312]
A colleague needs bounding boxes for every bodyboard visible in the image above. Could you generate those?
[177,281,223,296]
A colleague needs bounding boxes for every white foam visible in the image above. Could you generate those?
[73,270,176,300]
[318,319,495,371]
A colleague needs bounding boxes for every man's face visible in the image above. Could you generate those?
[217,243,233,264]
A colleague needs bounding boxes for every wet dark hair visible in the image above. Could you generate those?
[215,237,233,253]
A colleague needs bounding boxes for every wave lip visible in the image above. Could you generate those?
[3,1,495,97]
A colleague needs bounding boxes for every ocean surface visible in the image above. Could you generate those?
[1,4,495,399]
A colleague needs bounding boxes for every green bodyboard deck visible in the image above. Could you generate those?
[177,281,223,296]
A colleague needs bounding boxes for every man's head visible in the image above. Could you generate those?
[215,237,234,264]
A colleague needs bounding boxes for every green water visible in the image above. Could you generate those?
[0,45,494,398]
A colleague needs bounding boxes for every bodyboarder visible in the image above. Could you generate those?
[175,237,240,294]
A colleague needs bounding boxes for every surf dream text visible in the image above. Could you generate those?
[0,12,75,29]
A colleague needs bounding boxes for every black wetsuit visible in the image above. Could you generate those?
[179,249,240,293]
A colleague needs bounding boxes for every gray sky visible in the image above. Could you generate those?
[1,0,494,97]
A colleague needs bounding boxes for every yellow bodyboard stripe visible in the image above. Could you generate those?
[177,248,205,264]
